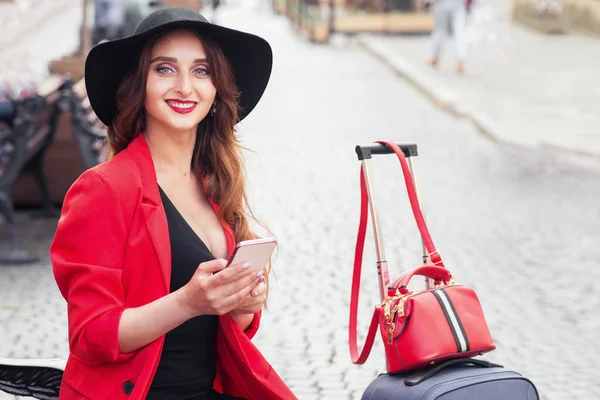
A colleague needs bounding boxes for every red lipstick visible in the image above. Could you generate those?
[165,99,197,114]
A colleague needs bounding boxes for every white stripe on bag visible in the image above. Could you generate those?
[436,290,467,352]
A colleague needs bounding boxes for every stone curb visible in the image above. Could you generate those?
[356,34,600,161]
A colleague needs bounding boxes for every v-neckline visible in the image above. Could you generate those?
[158,185,215,258]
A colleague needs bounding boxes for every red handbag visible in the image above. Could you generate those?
[348,140,496,374]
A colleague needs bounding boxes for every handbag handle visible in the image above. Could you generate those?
[349,140,446,366]
[393,265,453,292]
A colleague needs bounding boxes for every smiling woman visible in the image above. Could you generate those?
[109,29,227,156]
[50,6,295,400]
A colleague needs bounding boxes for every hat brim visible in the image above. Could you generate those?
[84,19,273,127]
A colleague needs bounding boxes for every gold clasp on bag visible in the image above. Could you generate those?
[382,290,413,344]
[387,322,396,344]
[383,300,398,324]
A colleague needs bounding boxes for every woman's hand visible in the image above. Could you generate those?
[229,276,267,331]
[117,260,263,354]
[176,258,265,318]
[230,276,267,316]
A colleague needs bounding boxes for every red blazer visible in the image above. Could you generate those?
[51,134,296,400]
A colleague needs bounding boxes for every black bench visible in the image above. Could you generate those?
[0,76,69,265]
[68,78,109,169]
[0,357,64,399]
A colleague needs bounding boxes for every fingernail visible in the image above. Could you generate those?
[242,262,251,269]
[252,289,258,297]
[256,270,264,277]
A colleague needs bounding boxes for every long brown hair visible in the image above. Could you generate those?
[107,29,273,283]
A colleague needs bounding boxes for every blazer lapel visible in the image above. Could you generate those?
[127,134,171,293]
[141,202,171,293]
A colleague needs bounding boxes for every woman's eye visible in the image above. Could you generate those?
[194,67,210,76]
[155,66,173,74]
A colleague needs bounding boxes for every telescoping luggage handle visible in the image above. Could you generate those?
[349,141,446,367]
[355,142,434,301]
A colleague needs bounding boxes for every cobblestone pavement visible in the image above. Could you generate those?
[357,0,600,158]
[2,2,600,400]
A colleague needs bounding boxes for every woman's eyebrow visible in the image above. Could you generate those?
[150,56,208,64]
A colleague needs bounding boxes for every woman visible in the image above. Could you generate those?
[428,0,469,73]
[50,6,296,400]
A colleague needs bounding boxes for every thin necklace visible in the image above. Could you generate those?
[144,134,192,177]
[156,161,191,177]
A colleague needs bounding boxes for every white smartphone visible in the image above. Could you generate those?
[226,237,277,270]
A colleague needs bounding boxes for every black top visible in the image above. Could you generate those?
[147,186,219,399]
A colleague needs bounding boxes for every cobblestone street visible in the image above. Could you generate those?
[1,3,600,400]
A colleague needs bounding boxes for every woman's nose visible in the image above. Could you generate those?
[175,74,193,97]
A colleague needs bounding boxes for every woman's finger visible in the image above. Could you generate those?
[251,281,267,298]
[219,279,260,312]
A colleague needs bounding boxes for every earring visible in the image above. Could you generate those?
[210,102,217,116]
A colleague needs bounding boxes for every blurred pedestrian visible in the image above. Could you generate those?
[92,0,126,45]
[50,6,295,400]
[427,0,470,73]
[210,0,221,23]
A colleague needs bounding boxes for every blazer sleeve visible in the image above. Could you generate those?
[51,169,134,365]
[244,310,262,340]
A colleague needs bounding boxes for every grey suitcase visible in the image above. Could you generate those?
[362,358,539,400]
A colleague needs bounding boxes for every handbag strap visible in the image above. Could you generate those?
[375,140,444,267]
[348,165,382,364]
[349,141,445,365]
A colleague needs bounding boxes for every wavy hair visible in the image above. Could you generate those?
[106,29,273,289]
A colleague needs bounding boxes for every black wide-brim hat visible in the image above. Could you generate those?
[85,6,273,127]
